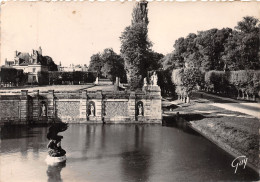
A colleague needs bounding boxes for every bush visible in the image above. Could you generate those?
[204,70,229,93]
[172,68,203,97]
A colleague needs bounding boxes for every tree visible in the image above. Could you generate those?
[100,48,126,83]
[43,56,58,71]
[120,2,151,90]
[88,53,103,76]
[146,51,164,71]
[222,17,259,70]
[89,49,126,82]
[172,68,202,102]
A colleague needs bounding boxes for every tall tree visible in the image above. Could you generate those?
[120,1,151,90]
[88,53,103,76]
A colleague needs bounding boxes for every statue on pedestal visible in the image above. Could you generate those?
[46,122,68,165]
[138,103,143,116]
[90,104,95,116]
[151,72,158,86]
[41,103,46,116]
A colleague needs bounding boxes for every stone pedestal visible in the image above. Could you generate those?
[47,90,55,123]
[143,85,162,121]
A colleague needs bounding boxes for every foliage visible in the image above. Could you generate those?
[204,71,229,93]
[48,71,97,84]
[120,2,151,90]
[161,16,260,72]
[156,70,175,96]
[43,56,58,71]
[172,68,203,96]
[204,70,260,96]
[100,48,126,83]
[228,70,257,94]
[0,67,25,86]
[88,48,126,83]
[181,68,203,95]
[88,53,103,76]
[38,71,49,85]
[146,51,164,72]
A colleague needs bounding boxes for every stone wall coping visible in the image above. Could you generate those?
[104,99,129,102]
[56,99,82,101]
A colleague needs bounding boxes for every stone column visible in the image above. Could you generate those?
[128,92,136,121]
[47,90,55,123]
[20,90,28,124]
[148,86,162,122]
[32,90,40,122]
[80,90,87,121]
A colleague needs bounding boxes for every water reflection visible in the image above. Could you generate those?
[1,124,259,182]
[121,125,151,182]
[46,161,66,182]
[0,126,48,155]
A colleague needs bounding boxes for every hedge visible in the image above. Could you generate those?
[0,67,26,86]
[204,70,260,96]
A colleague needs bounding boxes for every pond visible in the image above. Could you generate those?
[0,124,258,182]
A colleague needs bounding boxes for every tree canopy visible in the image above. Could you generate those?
[161,16,260,72]
[88,48,126,82]
[120,2,151,90]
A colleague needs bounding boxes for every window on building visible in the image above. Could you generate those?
[33,68,36,73]
[33,76,36,82]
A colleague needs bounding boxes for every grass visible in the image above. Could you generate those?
[0,84,95,92]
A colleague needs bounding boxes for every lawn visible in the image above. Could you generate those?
[0,84,95,92]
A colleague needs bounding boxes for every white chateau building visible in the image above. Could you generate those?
[3,47,51,83]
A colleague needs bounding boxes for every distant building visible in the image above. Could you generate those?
[58,63,88,72]
[2,47,55,83]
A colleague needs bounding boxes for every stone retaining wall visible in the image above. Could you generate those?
[0,86,162,124]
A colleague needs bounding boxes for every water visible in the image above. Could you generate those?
[0,124,258,182]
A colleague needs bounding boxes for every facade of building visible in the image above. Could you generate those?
[3,47,50,83]
[58,63,88,72]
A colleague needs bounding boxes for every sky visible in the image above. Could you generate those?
[1,1,259,66]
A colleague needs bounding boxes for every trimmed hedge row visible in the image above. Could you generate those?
[0,67,27,86]
[42,71,97,85]
[0,68,97,86]
[204,70,260,97]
